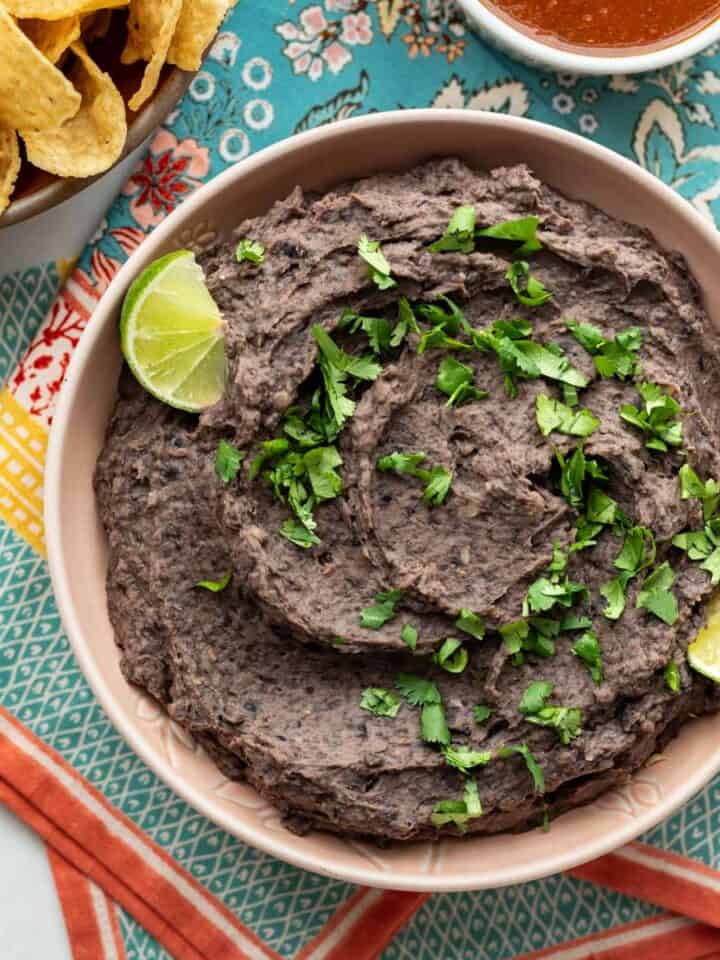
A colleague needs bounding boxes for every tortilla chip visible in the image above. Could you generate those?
[21,15,81,63]
[124,0,183,112]
[81,8,113,41]
[20,40,127,178]
[0,8,81,131]
[168,0,235,71]
[3,0,127,20]
[0,129,21,216]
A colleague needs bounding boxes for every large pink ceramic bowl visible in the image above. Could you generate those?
[45,110,720,892]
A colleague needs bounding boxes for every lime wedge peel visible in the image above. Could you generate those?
[688,589,720,683]
[120,250,227,413]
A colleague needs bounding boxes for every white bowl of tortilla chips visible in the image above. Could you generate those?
[0,0,234,226]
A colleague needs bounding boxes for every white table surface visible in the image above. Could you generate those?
[0,145,146,959]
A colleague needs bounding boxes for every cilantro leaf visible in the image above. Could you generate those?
[506,260,552,307]
[600,576,628,621]
[455,609,485,641]
[665,660,681,694]
[433,638,468,673]
[360,688,401,718]
[417,326,473,355]
[431,779,482,832]
[391,297,420,347]
[248,438,290,480]
[360,589,403,629]
[377,450,453,506]
[417,297,468,335]
[429,205,477,254]
[400,623,418,651]
[523,576,587,616]
[476,215,543,257]
[303,445,343,501]
[527,706,583,745]
[341,311,393,354]
[572,630,604,684]
[236,238,265,264]
[555,446,609,515]
[600,525,656,621]
[195,569,232,592]
[279,519,320,549]
[679,463,720,521]
[396,673,441,706]
[358,233,396,290]
[215,440,245,483]
[498,744,545,793]
[443,744,492,773]
[535,394,599,438]
[436,356,488,407]
[519,680,554,715]
[619,382,683,453]
[566,320,642,380]
[519,681,582,744]
[636,562,679,625]
[421,702,451,746]
[473,705,493,724]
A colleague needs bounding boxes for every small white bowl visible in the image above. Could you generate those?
[458,0,720,75]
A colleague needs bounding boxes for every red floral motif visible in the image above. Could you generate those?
[90,249,123,295]
[123,130,210,229]
[12,285,92,424]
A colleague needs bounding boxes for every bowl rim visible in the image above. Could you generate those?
[0,67,192,229]
[456,0,720,74]
[45,109,720,891]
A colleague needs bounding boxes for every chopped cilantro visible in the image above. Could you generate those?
[535,394,599,438]
[195,569,232,592]
[417,326,473,355]
[476,215,543,257]
[473,705,493,724]
[431,779,482,832]
[248,438,290,480]
[311,324,381,433]
[673,525,720,585]
[358,233,396,290]
[523,576,587,617]
[421,702,451,746]
[572,631,604,684]
[601,525,656,621]
[555,446,608,513]
[636,561,679,625]
[433,638,468,674]
[519,681,582,744]
[396,672,449,746]
[303,446,343,501]
[235,238,265,264]
[360,688,401,718]
[498,744,545,794]
[473,320,586,398]
[436,356,488,407]
[400,623,418,651]
[619,382,683,452]
[500,619,555,664]
[506,260,552,307]
[391,297,420,347]
[678,463,720,521]
[340,309,393,354]
[566,320,643,380]
[377,450,453,506]
[417,296,469,336]
[396,673,441,706]
[443,744,492,773]
[429,205,477,254]
[360,589,403,629]
[279,519,320,549]
[215,440,245,483]
[519,680,554,715]
[455,609,485,641]
[665,660,681,694]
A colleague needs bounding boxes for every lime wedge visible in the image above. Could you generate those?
[120,250,226,412]
[688,590,720,683]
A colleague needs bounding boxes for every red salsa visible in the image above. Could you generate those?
[483,0,720,53]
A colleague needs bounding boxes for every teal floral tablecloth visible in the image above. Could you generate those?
[4,2,720,957]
